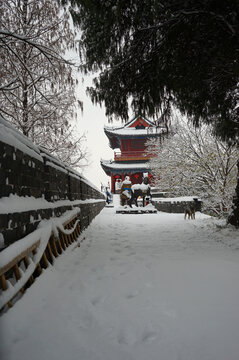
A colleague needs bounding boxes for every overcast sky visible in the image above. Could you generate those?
[76,75,120,190]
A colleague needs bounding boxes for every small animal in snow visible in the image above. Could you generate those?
[184,203,196,220]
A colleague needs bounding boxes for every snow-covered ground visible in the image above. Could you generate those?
[1,195,239,360]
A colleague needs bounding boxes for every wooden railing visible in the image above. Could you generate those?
[114,150,158,162]
[114,150,152,161]
[0,212,81,311]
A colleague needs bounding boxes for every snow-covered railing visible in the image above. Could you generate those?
[0,209,81,311]
[114,150,154,161]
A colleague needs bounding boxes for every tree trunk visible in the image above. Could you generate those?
[22,0,28,137]
[227,160,239,226]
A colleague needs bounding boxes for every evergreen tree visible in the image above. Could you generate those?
[63,0,239,224]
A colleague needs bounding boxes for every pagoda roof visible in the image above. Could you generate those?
[101,159,151,176]
[104,115,167,149]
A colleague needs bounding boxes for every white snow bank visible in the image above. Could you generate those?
[0,194,105,214]
[1,207,239,360]
[116,203,157,212]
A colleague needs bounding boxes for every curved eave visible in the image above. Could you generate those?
[101,160,151,175]
[104,127,167,146]
[104,128,120,149]
[115,133,166,139]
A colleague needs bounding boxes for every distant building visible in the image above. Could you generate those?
[101,115,167,193]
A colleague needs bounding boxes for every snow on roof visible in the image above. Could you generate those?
[101,159,150,170]
[123,115,155,128]
[104,115,153,132]
[104,126,166,137]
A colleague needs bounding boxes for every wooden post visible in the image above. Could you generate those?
[66,225,72,244]
[50,236,59,257]
[72,224,77,241]
[0,274,13,308]
[63,232,69,247]
[13,264,21,280]
[71,220,76,238]
[69,221,74,242]
[47,242,54,263]
[13,264,25,294]
[32,249,42,275]
[59,232,66,250]
[56,237,63,254]
[24,256,34,284]
[36,263,42,275]
[1,274,7,290]
[76,222,81,237]
[42,252,49,268]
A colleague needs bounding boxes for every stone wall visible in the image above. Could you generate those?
[0,118,105,248]
[152,198,202,213]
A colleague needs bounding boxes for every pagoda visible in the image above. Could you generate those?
[101,115,168,193]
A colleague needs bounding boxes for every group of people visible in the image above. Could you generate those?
[120,176,132,205]
[120,174,151,207]
[105,174,152,207]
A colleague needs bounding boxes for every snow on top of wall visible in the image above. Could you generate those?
[0,116,42,162]
[0,194,105,214]
[40,147,68,170]
[45,161,68,174]
[0,118,101,192]
[40,147,100,192]
[67,167,100,192]
[154,196,200,203]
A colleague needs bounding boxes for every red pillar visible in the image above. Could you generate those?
[111,174,115,193]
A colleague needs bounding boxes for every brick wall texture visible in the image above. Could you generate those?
[0,138,105,248]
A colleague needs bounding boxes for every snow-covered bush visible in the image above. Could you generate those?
[146,118,239,217]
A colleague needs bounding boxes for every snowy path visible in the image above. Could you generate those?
[1,199,239,360]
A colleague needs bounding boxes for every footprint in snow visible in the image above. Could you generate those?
[110,256,119,261]
[127,251,136,256]
[124,245,132,249]
[114,248,122,253]
[91,296,104,306]
[117,330,136,345]
[125,290,139,299]
[111,242,120,247]
[141,330,157,344]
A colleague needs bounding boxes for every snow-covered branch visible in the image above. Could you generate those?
[0,0,87,169]
[146,118,239,216]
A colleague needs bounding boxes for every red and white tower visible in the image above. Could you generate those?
[101,115,167,193]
